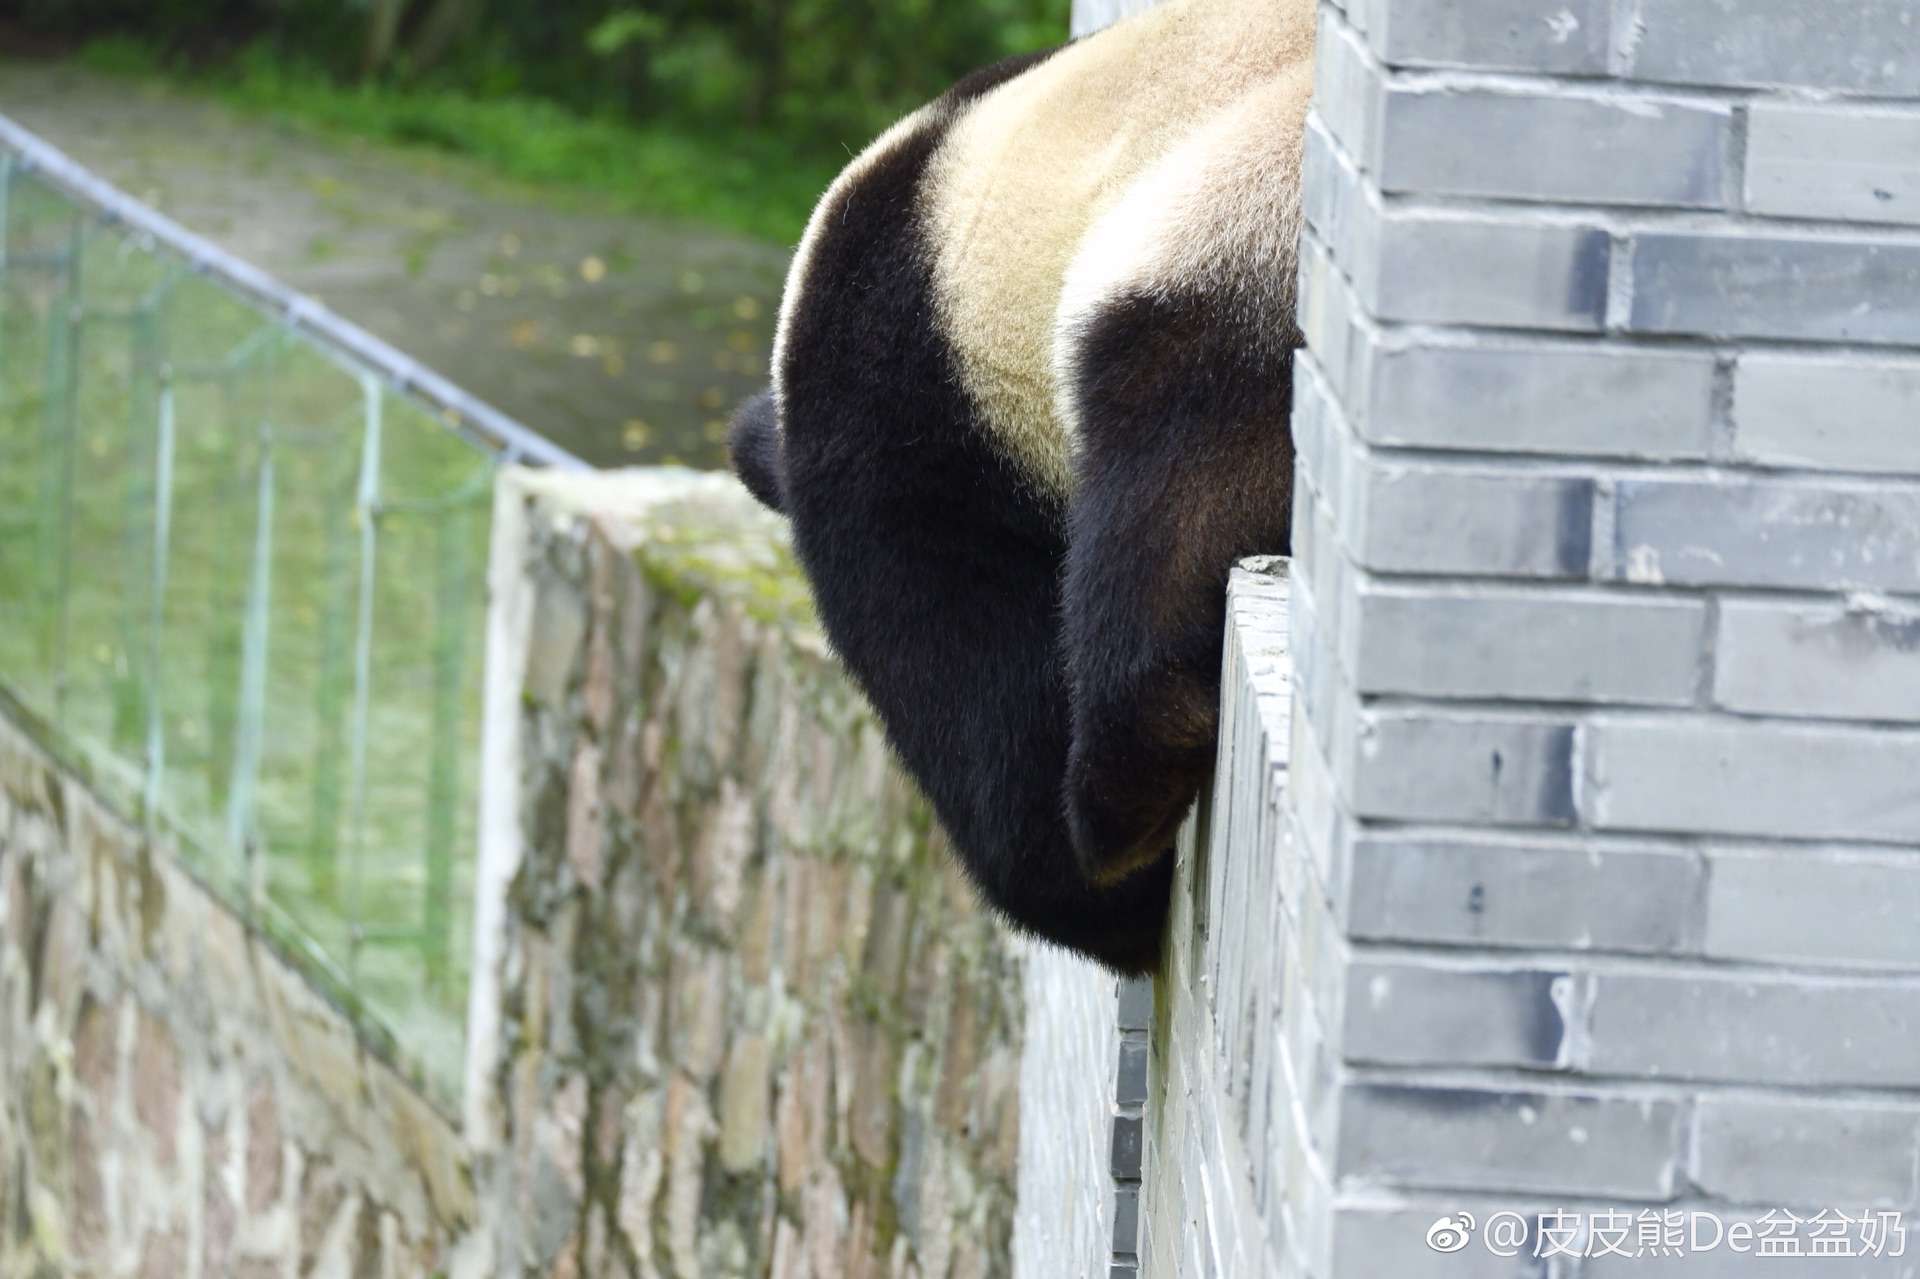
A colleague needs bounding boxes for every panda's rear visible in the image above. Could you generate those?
[730,0,1315,973]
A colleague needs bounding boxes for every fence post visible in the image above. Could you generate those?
[142,361,177,824]
[226,423,276,901]
[36,219,82,725]
[0,154,12,369]
[116,299,162,754]
[422,496,475,989]
[307,448,358,902]
[345,374,384,977]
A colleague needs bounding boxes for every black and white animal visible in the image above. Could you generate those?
[729,0,1315,974]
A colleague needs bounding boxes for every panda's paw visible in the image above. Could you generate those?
[1065,771,1186,887]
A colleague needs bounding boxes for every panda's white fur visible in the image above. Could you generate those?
[733,0,1315,973]
[1054,68,1312,448]
[925,0,1314,494]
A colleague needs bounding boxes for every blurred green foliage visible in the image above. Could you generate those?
[189,46,847,241]
[8,0,1070,236]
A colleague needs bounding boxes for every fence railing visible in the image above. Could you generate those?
[0,115,584,1106]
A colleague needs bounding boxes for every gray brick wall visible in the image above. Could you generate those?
[1133,0,1920,1273]
[1011,946,1142,1278]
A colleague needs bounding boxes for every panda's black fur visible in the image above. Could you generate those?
[730,0,1312,974]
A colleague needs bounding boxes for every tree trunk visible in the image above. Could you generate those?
[363,0,411,78]
[749,0,793,126]
[405,0,482,73]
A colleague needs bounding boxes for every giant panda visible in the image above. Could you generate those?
[729,0,1316,974]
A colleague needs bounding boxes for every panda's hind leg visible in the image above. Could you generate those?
[1058,290,1298,881]
[1054,74,1309,883]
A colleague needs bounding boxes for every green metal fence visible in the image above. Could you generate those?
[0,117,584,1106]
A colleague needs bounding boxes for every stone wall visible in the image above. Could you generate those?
[0,710,477,1279]
[466,469,1037,1279]
[1010,951,1146,1279]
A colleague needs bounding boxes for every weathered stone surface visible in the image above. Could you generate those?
[0,712,470,1279]
[477,469,1029,1279]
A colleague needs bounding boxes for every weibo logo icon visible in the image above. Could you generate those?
[1426,1214,1476,1253]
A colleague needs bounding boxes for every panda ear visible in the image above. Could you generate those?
[727,387,787,513]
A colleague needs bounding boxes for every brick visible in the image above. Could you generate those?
[1352,586,1706,704]
[1364,212,1610,331]
[133,1009,182,1168]
[1347,709,1577,827]
[525,576,587,709]
[1337,1083,1682,1198]
[1630,231,1920,344]
[1302,114,1381,277]
[137,1229,189,1279]
[1312,15,1384,168]
[1295,234,1368,409]
[565,741,604,890]
[1287,685,1349,910]
[1117,977,1152,1032]
[299,1159,346,1273]
[1379,89,1729,208]
[1111,1114,1143,1179]
[1116,1038,1148,1105]
[1715,596,1920,723]
[1705,848,1920,969]
[1608,476,1920,592]
[1295,358,1597,580]
[1112,1185,1140,1256]
[1631,0,1920,96]
[1585,715,1920,843]
[1364,338,1717,460]
[246,1078,284,1212]
[1288,519,1354,767]
[1692,1097,1920,1208]
[72,996,119,1110]
[1747,103,1920,225]
[1735,353,1920,475]
[717,1033,771,1174]
[1368,0,1612,74]
[1346,836,1700,954]
[70,1108,108,1262]
[203,1124,238,1277]
[1304,106,1619,334]
[1587,970,1920,1086]
[1342,960,1571,1068]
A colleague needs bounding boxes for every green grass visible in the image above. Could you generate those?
[77,37,844,245]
